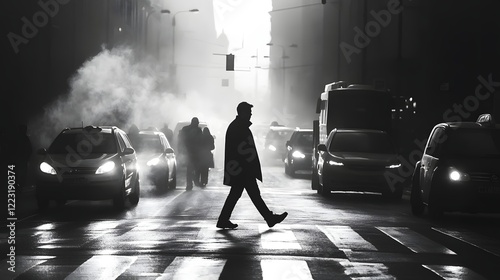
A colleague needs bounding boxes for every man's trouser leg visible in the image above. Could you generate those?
[245,180,272,219]
[218,186,244,222]
[186,159,194,187]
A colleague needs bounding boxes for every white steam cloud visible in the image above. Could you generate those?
[31,46,238,150]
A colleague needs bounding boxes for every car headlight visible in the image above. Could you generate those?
[449,169,469,181]
[328,160,343,166]
[386,163,402,169]
[40,162,56,175]
[147,157,160,166]
[95,161,115,174]
[268,145,277,152]
[292,150,306,159]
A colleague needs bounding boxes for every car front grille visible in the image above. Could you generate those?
[58,167,97,175]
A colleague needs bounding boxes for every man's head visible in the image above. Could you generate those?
[191,117,199,126]
[237,102,253,121]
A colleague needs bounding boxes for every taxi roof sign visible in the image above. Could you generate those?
[476,113,495,126]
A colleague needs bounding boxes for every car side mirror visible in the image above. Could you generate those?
[37,148,47,155]
[286,140,290,146]
[165,147,174,154]
[123,147,135,155]
[317,144,327,152]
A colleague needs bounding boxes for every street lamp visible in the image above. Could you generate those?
[172,9,199,66]
[144,8,170,52]
[267,43,298,112]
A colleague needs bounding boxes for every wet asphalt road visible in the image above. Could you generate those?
[1,163,500,279]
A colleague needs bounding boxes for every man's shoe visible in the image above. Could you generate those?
[216,220,238,229]
[266,212,288,228]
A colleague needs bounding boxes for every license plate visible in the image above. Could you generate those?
[64,177,87,183]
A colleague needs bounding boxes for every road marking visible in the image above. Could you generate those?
[259,225,302,250]
[65,255,136,280]
[157,257,226,280]
[153,191,185,217]
[433,228,500,257]
[261,259,314,280]
[377,227,456,254]
[340,261,395,280]
[317,225,378,251]
[423,265,486,280]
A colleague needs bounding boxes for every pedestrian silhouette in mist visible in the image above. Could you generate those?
[127,124,140,148]
[217,102,288,229]
[180,117,202,190]
[161,123,174,145]
[199,127,215,187]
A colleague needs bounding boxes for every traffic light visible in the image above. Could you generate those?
[226,54,234,71]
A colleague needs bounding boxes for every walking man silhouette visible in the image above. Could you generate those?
[217,102,288,229]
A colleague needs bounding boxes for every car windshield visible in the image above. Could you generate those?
[329,132,394,154]
[442,128,500,156]
[295,132,313,147]
[48,132,117,154]
[267,130,294,142]
[135,135,163,153]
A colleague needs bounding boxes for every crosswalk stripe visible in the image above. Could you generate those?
[433,228,500,257]
[377,227,456,254]
[423,265,487,280]
[340,261,395,280]
[65,255,137,280]
[317,225,378,251]
[157,257,226,280]
[259,225,302,250]
[261,259,314,280]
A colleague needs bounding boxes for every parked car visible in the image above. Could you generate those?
[411,114,500,217]
[131,129,177,190]
[284,129,313,176]
[35,125,140,211]
[316,129,403,199]
[264,125,296,161]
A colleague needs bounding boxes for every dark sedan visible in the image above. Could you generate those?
[411,114,500,217]
[316,129,403,199]
[284,129,313,176]
[36,125,140,211]
[132,130,177,190]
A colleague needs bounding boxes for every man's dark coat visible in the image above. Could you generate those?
[223,116,262,186]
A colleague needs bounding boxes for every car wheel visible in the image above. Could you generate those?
[129,177,140,207]
[410,174,425,216]
[312,165,319,190]
[161,169,169,190]
[169,166,177,189]
[428,188,443,218]
[318,182,330,197]
[113,178,127,210]
[37,195,50,212]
